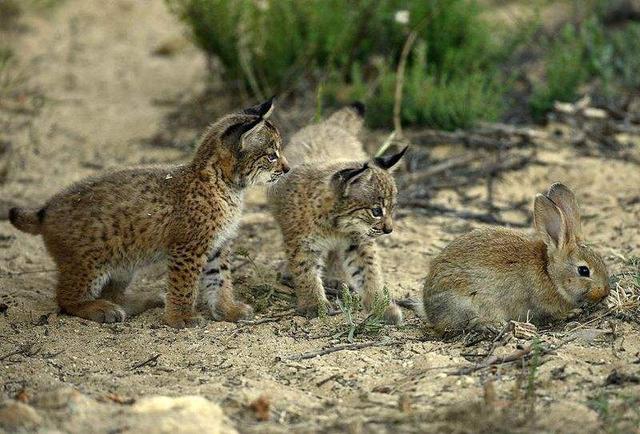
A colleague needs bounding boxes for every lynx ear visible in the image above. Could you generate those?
[546,182,582,240]
[534,194,573,250]
[220,118,263,151]
[374,146,408,171]
[243,96,275,119]
[333,164,370,196]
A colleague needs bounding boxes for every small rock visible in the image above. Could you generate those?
[32,387,89,410]
[0,401,42,430]
[129,396,237,434]
[605,369,640,386]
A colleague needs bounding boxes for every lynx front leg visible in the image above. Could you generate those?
[164,247,207,328]
[287,242,330,318]
[342,243,403,325]
[201,245,253,322]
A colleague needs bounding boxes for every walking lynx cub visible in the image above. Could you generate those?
[269,104,406,324]
[10,98,289,328]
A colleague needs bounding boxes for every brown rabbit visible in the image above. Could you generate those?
[423,183,610,334]
[9,98,289,328]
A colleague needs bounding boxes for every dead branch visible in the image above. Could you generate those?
[393,29,419,136]
[453,343,533,375]
[452,337,576,375]
[130,353,161,370]
[400,202,529,227]
[279,340,402,361]
[0,269,58,276]
[0,343,42,362]
[402,154,483,184]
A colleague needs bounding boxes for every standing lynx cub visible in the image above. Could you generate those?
[9,98,289,328]
[269,104,406,324]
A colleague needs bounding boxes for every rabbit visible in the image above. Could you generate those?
[422,182,611,334]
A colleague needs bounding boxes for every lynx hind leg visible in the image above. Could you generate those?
[287,244,331,318]
[55,265,126,324]
[422,291,481,335]
[102,272,164,318]
[200,247,253,322]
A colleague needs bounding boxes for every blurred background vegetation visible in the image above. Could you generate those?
[166,0,640,131]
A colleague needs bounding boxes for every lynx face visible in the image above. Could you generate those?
[330,147,407,241]
[333,166,398,240]
[237,120,289,186]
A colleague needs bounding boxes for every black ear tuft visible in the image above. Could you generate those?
[334,163,369,184]
[244,96,276,119]
[350,101,366,117]
[374,146,408,170]
[221,118,262,148]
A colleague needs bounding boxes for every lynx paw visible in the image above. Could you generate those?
[63,300,126,323]
[296,298,333,319]
[382,303,403,325]
[93,304,126,323]
[164,312,204,329]
[212,302,255,322]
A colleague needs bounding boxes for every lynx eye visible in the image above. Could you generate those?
[577,265,590,277]
[371,206,383,217]
[266,153,278,163]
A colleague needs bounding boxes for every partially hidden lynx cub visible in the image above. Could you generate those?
[269,104,406,324]
[10,98,289,328]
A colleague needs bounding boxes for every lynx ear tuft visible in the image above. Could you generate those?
[350,101,366,117]
[243,96,276,119]
[374,146,408,171]
[335,163,368,184]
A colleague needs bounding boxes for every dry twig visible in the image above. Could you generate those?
[279,340,402,361]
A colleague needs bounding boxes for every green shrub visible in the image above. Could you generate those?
[531,10,640,119]
[530,24,588,119]
[168,0,508,130]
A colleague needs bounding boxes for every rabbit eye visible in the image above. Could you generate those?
[577,266,590,277]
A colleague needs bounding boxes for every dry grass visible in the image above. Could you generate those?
[606,256,640,322]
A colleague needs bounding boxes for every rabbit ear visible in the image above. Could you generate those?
[534,194,572,250]
[546,182,582,240]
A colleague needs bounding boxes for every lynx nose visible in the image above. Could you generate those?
[383,225,393,234]
[281,158,290,173]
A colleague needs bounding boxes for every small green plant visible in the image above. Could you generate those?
[335,284,388,342]
[525,337,542,414]
[588,392,640,434]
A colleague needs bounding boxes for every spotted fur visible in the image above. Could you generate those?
[9,98,289,328]
[269,105,406,324]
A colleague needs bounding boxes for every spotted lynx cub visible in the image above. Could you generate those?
[269,104,407,324]
[9,98,289,328]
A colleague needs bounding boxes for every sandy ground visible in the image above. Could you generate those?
[1,1,639,433]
